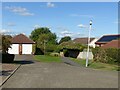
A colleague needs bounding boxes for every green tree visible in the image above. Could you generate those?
[37,33,57,54]
[0,34,2,50]
[2,35,12,53]
[59,36,71,44]
[30,27,57,54]
[30,27,51,42]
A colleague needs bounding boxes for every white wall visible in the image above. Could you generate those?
[22,44,32,54]
[89,38,98,48]
[8,44,19,54]
[77,52,93,60]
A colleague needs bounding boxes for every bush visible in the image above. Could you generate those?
[2,54,15,63]
[46,44,57,52]
[35,47,44,55]
[92,47,120,65]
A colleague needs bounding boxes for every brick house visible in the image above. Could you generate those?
[95,34,120,48]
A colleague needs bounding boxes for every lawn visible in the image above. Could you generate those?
[70,58,119,71]
[34,55,62,63]
[34,55,119,71]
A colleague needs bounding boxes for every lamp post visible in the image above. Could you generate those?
[86,20,92,67]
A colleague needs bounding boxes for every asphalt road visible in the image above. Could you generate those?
[2,55,118,88]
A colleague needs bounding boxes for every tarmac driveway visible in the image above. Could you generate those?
[2,55,118,88]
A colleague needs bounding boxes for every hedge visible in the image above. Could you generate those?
[2,54,15,63]
[92,48,120,65]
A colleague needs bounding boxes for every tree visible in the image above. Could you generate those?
[30,27,51,42]
[37,33,57,53]
[30,27,57,54]
[2,35,12,53]
[0,34,2,50]
[59,36,71,44]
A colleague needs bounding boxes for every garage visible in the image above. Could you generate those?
[8,34,35,55]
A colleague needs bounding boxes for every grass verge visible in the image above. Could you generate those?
[70,58,119,71]
[34,55,62,63]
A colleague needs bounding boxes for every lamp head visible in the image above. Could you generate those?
[90,20,92,25]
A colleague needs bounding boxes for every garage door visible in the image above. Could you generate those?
[8,44,19,54]
[22,44,32,54]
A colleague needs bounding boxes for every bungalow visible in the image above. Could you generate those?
[95,34,120,47]
[8,34,35,55]
[101,40,120,49]
[73,37,98,48]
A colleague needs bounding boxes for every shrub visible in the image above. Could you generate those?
[2,54,15,63]
[92,47,120,65]
[35,47,44,55]
[50,52,60,57]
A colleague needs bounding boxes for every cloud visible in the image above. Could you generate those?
[0,29,22,36]
[60,30,73,37]
[47,2,55,8]
[7,22,16,26]
[78,24,88,28]
[59,30,85,39]
[0,29,11,34]
[70,14,93,18]
[5,6,34,16]
[60,30,73,35]
[33,24,41,29]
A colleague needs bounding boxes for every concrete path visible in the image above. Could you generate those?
[2,55,118,88]
[61,57,80,67]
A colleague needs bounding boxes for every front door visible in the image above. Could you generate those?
[19,44,22,55]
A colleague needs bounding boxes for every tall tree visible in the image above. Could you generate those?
[30,27,51,42]
[2,35,12,53]
[30,27,57,54]
[59,36,71,44]
[0,34,2,50]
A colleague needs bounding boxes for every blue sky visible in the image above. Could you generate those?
[2,2,118,40]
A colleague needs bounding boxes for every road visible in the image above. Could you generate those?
[2,55,118,88]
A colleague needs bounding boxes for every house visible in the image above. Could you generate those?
[73,37,98,48]
[8,34,35,55]
[95,34,120,47]
[101,40,120,49]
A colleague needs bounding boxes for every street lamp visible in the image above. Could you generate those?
[86,20,92,67]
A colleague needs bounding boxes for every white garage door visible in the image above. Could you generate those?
[8,44,19,54]
[22,44,32,54]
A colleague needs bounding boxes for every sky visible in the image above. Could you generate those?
[1,2,118,40]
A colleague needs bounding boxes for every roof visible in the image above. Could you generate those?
[96,34,120,44]
[101,40,120,49]
[11,34,35,44]
[73,37,95,44]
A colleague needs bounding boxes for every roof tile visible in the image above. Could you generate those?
[11,34,35,44]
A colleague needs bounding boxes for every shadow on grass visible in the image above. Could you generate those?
[13,60,34,65]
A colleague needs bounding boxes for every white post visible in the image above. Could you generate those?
[86,20,92,67]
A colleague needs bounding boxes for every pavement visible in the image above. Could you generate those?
[61,57,81,67]
[2,55,119,88]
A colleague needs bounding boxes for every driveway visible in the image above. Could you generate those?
[2,55,118,88]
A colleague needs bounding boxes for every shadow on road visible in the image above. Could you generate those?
[0,70,13,76]
[13,60,34,65]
